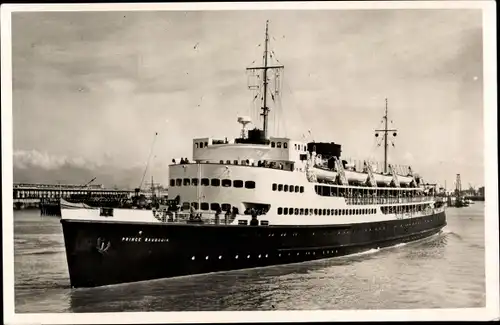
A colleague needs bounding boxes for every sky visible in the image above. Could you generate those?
[11,9,485,190]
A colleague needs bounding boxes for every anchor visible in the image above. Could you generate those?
[96,237,111,254]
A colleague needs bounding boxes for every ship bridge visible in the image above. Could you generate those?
[191,133,309,171]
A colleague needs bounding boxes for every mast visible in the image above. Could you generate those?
[375,98,397,174]
[246,20,284,138]
[261,20,270,137]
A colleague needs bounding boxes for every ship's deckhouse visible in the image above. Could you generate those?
[192,134,309,172]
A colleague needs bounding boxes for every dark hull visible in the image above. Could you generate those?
[61,211,446,288]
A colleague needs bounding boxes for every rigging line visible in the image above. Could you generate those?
[139,132,159,190]
[281,70,309,137]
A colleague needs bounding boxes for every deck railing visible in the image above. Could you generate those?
[152,210,239,225]
[344,195,435,205]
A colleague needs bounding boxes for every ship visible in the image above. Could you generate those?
[60,21,447,288]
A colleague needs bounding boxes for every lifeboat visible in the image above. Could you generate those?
[312,166,415,186]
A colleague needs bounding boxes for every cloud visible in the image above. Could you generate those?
[13,149,98,170]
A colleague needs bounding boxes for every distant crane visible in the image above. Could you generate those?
[82,177,96,188]
[455,174,462,197]
[468,183,476,196]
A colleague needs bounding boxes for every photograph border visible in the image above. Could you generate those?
[2,1,498,323]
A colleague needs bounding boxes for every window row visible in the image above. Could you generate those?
[272,183,305,193]
[170,178,255,189]
[380,204,429,214]
[277,207,377,216]
[271,141,288,149]
[195,141,209,148]
[270,142,307,152]
[182,202,234,212]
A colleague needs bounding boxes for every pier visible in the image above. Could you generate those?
[13,183,135,212]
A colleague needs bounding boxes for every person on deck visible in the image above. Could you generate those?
[224,207,231,224]
[215,206,222,225]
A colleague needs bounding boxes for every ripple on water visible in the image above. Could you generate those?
[14,206,487,312]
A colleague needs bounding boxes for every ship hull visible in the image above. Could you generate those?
[61,211,446,288]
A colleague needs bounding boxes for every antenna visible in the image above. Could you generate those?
[374,98,398,174]
[246,20,284,139]
[237,116,252,139]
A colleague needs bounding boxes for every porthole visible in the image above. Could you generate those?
[258,254,261,258]
[265,254,268,258]
[235,255,239,259]
[279,254,281,257]
[205,256,209,260]
[191,256,195,260]
[247,255,250,259]
[219,255,222,259]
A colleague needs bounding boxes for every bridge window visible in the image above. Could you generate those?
[226,160,231,164]
[278,207,283,215]
[222,179,232,187]
[233,180,243,188]
[295,208,299,215]
[272,183,277,191]
[211,179,220,187]
[271,142,276,148]
[191,202,199,209]
[210,203,220,211]
[294,144,297,150]
[192,178,199,186]
[233,160,239,165]
[327,209,331,216]
[284,142,288,149]
[277,142,282,148]
[170,179,175,186]
[200,203,209,210]
[204,142,208,147]
[284,185,288,192]
[305,209,309,215]
[278,184,283,191]
[283,208,288,215]
[200,142,204,148]
[294,186,299,192]
[221,203,231,211]
[183,178,190,186]
[195,143,199,148]
[176,179,182,186]
[201,178,209,186]
[300,208,304,215]
[300,186,304,193]
[245,181,256,189]
[220,160,224,164]
[314,209,318,215]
